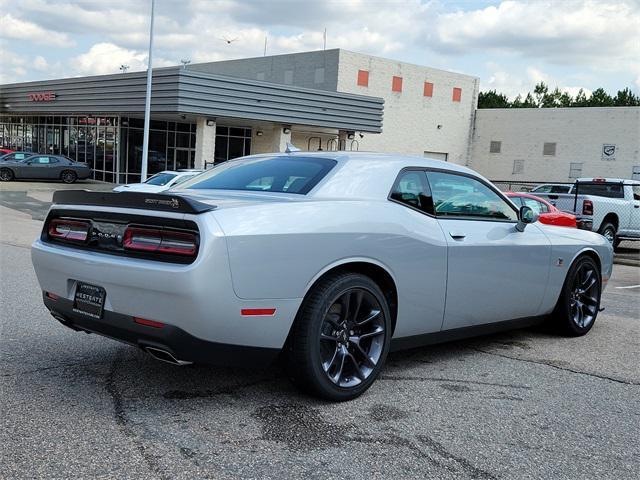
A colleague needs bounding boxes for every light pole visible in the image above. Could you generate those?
[140,0,155,182]
[119,64,129,73]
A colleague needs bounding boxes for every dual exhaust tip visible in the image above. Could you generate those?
[144,346,192,366]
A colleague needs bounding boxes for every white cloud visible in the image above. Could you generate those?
[71,42,173,76]
[0,13,73,47]
[433,0,640,69]
[32,55,48,71]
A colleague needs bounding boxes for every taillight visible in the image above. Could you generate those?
[582,199,593,215]
[123,227,197,256]
[48,219,90,242]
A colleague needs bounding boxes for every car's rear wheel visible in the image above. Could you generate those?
[598,222,617,247]
[285,272,391,401]
[551,255,601,336]
[0,168,14,182]
[61,170,77,184]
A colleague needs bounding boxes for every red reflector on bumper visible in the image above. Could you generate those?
[241,308,276,316]
[45,291,59,300]
[134,317,165,328]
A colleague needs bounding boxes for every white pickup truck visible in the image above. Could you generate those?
[532,178,640,249]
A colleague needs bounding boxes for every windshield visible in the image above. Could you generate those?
[179,156,337,194]
[145,173,177,186]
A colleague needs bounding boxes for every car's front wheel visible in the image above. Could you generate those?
[0,168,14,182]
[286,272,392,401]
[552,255,601,336]
[61,170,77,184]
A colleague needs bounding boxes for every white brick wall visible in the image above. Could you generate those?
[336,50,479,165]
[470,107,640,181]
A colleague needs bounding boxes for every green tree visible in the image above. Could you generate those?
[522,92,538,108]
[477,90,511,108]
[587,88,614,106]
[572,89,589,107]
[613,87,640,106]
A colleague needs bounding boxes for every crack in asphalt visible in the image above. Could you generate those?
[379,375,533,390]
[105,356,170,480]
[416,435,498,480]
[471,347,639,386]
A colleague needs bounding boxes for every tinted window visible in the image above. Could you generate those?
[428,172,518,221]
[390,170,434,214]
[532,184,571,194]
[522,197,549,214]
[509,195,523,207]
[172,174,199,187]
[32,156,51,164]
[183,157,336,195]
[145,173,177,186]
[577,183,624,199]
[632,185,640,201]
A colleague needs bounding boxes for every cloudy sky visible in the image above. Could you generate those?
[1,0,639,98]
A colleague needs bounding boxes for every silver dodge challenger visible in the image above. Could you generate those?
[31,152,613,400]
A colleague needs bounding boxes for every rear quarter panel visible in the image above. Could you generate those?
[213,200,449,338]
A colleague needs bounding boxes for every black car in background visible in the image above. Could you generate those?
[0,154,91,183]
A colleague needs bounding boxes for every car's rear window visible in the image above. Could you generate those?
[146,173,177,186]
[182,156,337,194]
[577,183,624,199]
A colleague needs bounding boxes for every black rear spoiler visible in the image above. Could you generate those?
[52,190,216,214]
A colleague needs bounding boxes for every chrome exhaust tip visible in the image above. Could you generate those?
[144,346,192,366]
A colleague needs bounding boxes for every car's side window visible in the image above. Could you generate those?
[510,196,523,207]
[389,170,434,215]
[34,156,50,164]
[522,197,548,214]
[427,171,518,221]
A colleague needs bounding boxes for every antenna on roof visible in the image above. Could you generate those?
[285,142,301,153]
[180,59,191,69]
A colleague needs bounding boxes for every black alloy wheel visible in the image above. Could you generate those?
[553,255,601,336]
[61,170,77,184]
[319,288,386,388]
[286,272,392,401]
[0,168,14,182]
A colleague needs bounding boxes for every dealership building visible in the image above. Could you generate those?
[1,48,638,183]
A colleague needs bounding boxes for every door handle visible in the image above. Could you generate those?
[449,231,466,240]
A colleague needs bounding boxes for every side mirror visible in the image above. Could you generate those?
[516,205,539,232]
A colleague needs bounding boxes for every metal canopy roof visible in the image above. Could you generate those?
[0,67,384,133]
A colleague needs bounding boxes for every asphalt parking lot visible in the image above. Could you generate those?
[1,183,639,479]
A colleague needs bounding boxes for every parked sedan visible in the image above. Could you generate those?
[1,151,32,162]
[31,152,612,401]
[0,154,91,183]
[506,192,577,228]
[113,170,202,193]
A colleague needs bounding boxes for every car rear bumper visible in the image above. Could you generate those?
[43,293,280,367]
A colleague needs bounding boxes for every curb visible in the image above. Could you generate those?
[613,258,640,267]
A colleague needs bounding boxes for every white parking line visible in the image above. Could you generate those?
[615,285,640,289]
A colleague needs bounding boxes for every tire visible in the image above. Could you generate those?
[61,170,77,184]
[598,221,617,247]
[0,168,14,182]
[550,255,601,336]
[613,237,622,252]
[285,272,392,401]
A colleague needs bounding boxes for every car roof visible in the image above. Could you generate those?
[576,177,640,185]
[248,151,475,173]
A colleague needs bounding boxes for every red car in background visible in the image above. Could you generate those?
[506,192,577,228]
[0,148,14,156]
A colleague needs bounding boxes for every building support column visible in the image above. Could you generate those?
[272,125,292,152]
[194,117,216,169]
[338,130,348,150]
